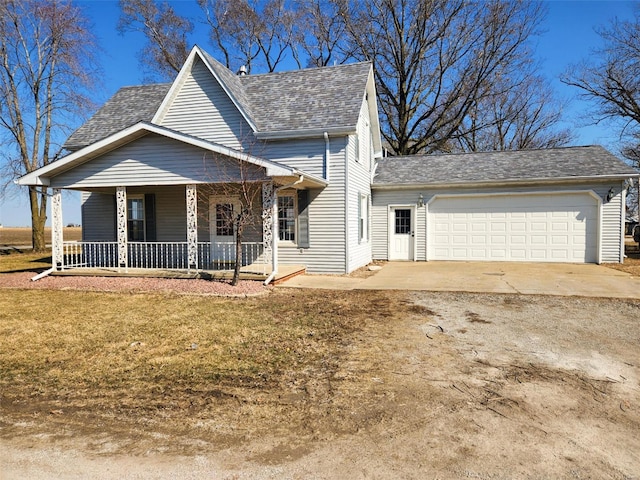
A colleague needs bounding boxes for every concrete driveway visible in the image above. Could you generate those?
[280,261,640,299]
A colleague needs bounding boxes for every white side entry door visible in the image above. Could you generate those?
[389,206,415,261]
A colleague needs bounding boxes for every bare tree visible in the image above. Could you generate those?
[457,73,573,152]
[561,5,640,223]
[340,0,547,155]
[295,0,354,67]
[118,0,193,81]
[562,5,640,167]
[200,155,266,286]
[198,0,301,73]
[0,0,99,251]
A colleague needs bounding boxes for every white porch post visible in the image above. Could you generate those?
[51,188,63,271]
[116,186,128,271]
[186,184,198,270]
[262,181,277,274]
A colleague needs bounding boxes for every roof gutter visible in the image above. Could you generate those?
[264,174,305,286]
[372,173,640,190]
[254,126,356,141]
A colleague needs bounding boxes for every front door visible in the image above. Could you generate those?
[389,206,414,261]
[209,196,240,265]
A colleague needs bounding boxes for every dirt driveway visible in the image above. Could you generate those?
[2,291,639,479]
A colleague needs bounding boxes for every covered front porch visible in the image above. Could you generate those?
[17,122,326,283]
[49,182,278,279]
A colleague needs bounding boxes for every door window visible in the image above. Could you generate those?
[395,209,411,234]
[216,203,234,236]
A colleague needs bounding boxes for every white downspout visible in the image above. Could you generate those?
[264,175,305,285]
[323,132,330,180]
[344,136,350,274]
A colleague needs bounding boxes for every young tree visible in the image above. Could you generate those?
[200,155,265,286]
[0,0,99,251]
[118,0,193,81]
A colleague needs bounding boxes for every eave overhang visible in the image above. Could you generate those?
[16,122,307,187]
[372,173,640,190]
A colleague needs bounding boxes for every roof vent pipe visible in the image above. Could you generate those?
[237,65,247,76]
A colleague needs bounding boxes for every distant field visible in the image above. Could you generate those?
[0,227,82,247]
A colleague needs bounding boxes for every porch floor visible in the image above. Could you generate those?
[51,265,306,283]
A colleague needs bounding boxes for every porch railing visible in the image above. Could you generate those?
[61,241,269,274]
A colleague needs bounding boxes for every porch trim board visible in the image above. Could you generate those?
[51,188,64,270]
[116,186,128,270]
[186,184,198,269]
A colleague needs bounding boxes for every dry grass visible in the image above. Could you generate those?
[0,227,82,246]
[0,288,406,443]
[0,250,52,273]
[606,237,640,276]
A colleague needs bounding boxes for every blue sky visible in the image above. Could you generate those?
[0,0,636,227]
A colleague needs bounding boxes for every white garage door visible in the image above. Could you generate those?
[428,193,599,263]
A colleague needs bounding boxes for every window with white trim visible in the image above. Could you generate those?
[127,196,145,241]
[359,193,369,243]
[278,194,296,242]
[354,133,360,162]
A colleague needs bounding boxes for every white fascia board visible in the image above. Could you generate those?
[254,126,356,140]
[17,122,296,186]
[152,46,257,132]
[151,47,197,125]
[17,123,151,186]
[365,67,383,154]
[372,174,640,190]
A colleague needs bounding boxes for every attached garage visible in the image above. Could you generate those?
[427,192,599,263]
[372,146,639,264]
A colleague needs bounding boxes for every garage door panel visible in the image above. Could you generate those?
[428,193,598,263]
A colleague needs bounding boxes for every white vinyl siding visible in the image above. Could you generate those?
[276,138,348,274]
[345,98,374,272]
[81,191,115,241]
[260,137,326,179]
[51,134,266,189]
[159,57,253,149]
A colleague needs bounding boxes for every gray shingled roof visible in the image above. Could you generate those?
[374,146,639,186]
[64,83,171,150]
[64,49,371,150]
[241,62,371,132]
[198,50,371,133]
